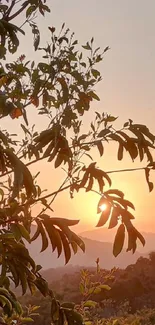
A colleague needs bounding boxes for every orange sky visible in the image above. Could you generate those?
[1,0,155,234]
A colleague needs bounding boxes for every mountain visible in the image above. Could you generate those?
[26,233,143,270]
[80,227,116,243]
[80,228,155,253]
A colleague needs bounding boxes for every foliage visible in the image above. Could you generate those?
[18,257,155,324]
[1,304,40,325]
[0,1,155,324]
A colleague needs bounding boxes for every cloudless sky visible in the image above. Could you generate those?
[2,0,155,233]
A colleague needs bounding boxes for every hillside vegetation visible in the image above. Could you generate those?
[18,253,155,325]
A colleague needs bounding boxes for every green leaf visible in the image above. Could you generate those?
[8,262,20,287]
[83,300,97,308]
[93,287,101,294]
[41,4,50,13]
[0,295,12,311]
[89,91,100,101]
[51,298,59,321]
[99,284,111,290]
[21,317,34,323]
[17,268,27,295]
[91,69,100,79]
[79,283,85,294]
[65,310,83,325]
[112,320,120,325]
[14,300,23,315]
[26,5,36,18]
[34,33,40,51]
[0,233,15,239]
[34,278,49,297]
[82,42,91,50]
[61,302,75,309]
[106,115,118,122]
[17,224,30,242]
[5,149,36,199]
[10,224,21,241]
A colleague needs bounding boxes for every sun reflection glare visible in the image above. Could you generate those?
[99,203,107,212]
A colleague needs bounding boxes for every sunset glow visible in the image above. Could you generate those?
[99,204,107,212]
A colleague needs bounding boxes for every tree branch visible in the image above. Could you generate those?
[0,155,46,179]
[5,0,16,19]
[8,1,29,21]
[107,166,144,174]
[0,152,146,183]
[24,166,146,206]
[34,181,72,204]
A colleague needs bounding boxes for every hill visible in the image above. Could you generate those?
[80,228,155,253]
[26,232,143,270]
[19,253,155,325]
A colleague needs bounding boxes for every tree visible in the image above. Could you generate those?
[0,1,155,324]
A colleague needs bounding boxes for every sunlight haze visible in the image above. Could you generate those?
[2,0,155,233]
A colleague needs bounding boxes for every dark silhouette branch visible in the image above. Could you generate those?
[37,177,69,217]
[25,166,146,206]
[0,154,146,183]
[5,0,16,19]
[34,181,73,204]
[8,1,29,21]
[107,166,144,174]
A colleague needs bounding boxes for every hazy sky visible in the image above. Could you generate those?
[2,1,155,233]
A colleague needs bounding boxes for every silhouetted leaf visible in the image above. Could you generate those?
[58,231,71,264]
[126,227,137,253]
[54,153,64,168]
[118,143,123,160]
[145,168,153,192]
[36,220,48,252]
[113,224,125,257]
[97,196,108,213]
[105,189,124,198]
[108,208,120,229]
[99,170,112,187]
[98,129,110,138]
[86,176,93,192]
[70,241,78,255]
[96,204,111,227]
[136,229,145,246]
[96,141,104,156]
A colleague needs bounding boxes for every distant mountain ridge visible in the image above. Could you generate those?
[26,230,144,270]
[79,228,155,253]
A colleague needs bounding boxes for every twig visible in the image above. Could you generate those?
[8,1,28,21]
[4,0,16,19]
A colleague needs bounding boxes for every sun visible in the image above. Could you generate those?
[99,203,107,212]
